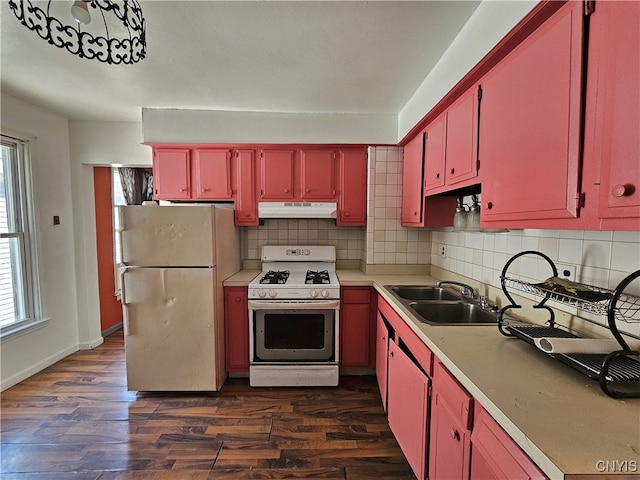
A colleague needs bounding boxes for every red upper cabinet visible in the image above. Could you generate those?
[401,131,426,226]
[258,149,295,200]
[337,149,367,226]
[232,149,258,226]
[445,86,479,187]
[479,1,585,224]
[299,149,337,200]
[424,86,479,195]
[153,147,191,200]
[592,1,640,228]
[423,114,447,193]
[193,148,232,200]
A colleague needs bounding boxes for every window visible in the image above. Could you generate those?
[0,135,40,334]
[112,168,126,296]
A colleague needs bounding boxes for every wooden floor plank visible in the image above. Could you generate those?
[1,329,414,479]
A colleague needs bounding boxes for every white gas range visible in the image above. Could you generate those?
[247,245,340,387]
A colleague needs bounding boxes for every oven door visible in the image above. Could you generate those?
[249,300,339,363]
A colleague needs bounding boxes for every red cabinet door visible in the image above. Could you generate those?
[387,339,429,480]
[423,115,447,193]
[340,289,372,368]
[232,150,258,226]
[594,1,640,225]
[471,406,546,480]
[479,1,585,223]
[193,148,232,200]
[153,148,191,200]
[299,149,336,200]
[258,149,295,200]
[224,287,249,373]
[375,312,389,411]
[401,131,426,226]
[337,149,367,225]
[429,392,471,480]
[445,86,479,187]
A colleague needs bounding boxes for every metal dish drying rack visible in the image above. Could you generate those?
[498,251,640,398]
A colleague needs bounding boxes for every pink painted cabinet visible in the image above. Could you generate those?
[299,149,337,200]
[153,147,191,200]
[340,287,375,369]
[401,130,426,225]
[258,149,296,200]
[231,149,258,226]
[224,286,249,373]
[428,361,473,480]
[591,1,640,229]
[388,339,430,480]
[471,405,546,480]
[478,1,585,224]
[337,149,367,226]
[193,148,232,200]
[375,312,389,410]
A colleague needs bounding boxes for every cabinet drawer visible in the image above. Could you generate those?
[433,360,473,430]
[342,287,371,304]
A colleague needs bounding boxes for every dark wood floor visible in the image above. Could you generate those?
[1,329,415,479]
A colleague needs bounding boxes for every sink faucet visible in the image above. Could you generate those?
[436,280,476,298]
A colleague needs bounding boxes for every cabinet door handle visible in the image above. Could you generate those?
[305,188,310,193]
[450,168,455,174]
[389,350,394,357]
[344,212,350,217]
[436,173,440,179]
[450,429,460,441]
[612,184,635,197]
[201,188,211,193]
[235,297,241,303]
[485,202,494,210]
[284,188,290,193]
[179,188,187,192]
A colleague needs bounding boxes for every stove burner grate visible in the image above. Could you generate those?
[305,270,330,285]
[260,270,290,284]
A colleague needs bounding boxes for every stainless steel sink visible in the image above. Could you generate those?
[408,301,498,325]
[386,285,462,301]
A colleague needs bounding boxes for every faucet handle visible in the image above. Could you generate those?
[479,295,489,308]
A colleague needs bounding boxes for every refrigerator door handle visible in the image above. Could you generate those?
[121,266,131,336]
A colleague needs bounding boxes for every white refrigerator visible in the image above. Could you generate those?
[118,205,240,391]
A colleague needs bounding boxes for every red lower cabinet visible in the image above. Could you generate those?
[387,339,430,480]
[429,361,473,480]
[375,312,389,410]
[471,405,547,480]
[224,286,249,373]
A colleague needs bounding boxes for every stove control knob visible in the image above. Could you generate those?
[258,289,267,298]
[269,289,277,298]
[310,289,319,298]
[321,290,330,298]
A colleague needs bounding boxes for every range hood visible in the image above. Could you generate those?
[258,202,337,219]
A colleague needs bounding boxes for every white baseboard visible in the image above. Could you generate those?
[1,344,79,391]
[78,335,104,350]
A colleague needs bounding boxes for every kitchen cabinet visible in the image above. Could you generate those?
[377,295,433,479]
[299,149,337,200]
[193,148,232,200]
[337,149,367,226]
[401,131,426,226]
[387,339,430,480]
[471,405,546,480]
[429,360,472,480]
[224,286,249,373]
[375,312,389,410]
[231,149,258,226]
[590,1,640,229]
[340,287,375,369]
[258,149,296,200]
[478,1,585,224]
[424,86,479,195]
[401,128,460,228]
[153,147,191,200]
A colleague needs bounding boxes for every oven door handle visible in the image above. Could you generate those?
[248,299,340,309]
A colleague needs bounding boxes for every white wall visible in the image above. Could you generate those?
[0,93,81,389]
[398,0,537,139]
[67,120,151,357]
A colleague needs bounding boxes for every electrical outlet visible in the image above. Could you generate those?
[441,246,446,257]
[556,263,577,281]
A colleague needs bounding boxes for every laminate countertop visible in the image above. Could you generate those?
[225,269,640,479]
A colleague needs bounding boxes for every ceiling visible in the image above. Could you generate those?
[1,1,481,123]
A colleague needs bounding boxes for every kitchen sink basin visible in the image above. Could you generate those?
[385,285,462,301]
[409,301,498,325]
